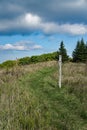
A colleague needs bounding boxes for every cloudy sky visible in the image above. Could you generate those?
[0,0,87,63]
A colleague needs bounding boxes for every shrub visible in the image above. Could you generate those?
[18,57,31,65]
[1,60,16,68]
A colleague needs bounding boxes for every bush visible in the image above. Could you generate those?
[1,60,16,68]
[30,56,40,63]
[0,51,59,67]
[18,57,31,65]
[30,52,59,63]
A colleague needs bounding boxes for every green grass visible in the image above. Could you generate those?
[0,61,87,130]
[20,65,87,130]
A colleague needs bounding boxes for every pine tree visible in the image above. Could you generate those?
[72,38,87,62]
[72,40,80,62]
[59,41,68,62]
[80,38,87,62]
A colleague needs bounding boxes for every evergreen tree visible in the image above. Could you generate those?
[80,38,87,62]
[72,38,87,62]
[72,40,80,62]
[59,41,68,62]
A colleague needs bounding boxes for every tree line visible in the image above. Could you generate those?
[58,38,87,62]
[73,38,87,62]
[0,38,87,68]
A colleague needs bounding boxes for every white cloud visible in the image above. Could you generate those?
[0,13,87,35]
[32,45,43,50]
[21,13,87,35]
[15,40,35,46]
[0,40,43,51]
[60,24,87,35]
[24,13,41,26]
[41,22,87,35]
[0,44,25,50]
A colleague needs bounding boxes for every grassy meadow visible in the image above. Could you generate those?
[0,61,87,130]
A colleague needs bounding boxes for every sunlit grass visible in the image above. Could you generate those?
[0,61,87,130]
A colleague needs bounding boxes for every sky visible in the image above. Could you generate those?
[0,0,87,63]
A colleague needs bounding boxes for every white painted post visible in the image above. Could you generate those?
[59,55,62,88]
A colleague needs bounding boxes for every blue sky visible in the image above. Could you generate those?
[0,0,87,63]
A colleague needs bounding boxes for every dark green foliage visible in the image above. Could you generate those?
[73,40,81,62]
[18,57,31,65]
[72,38,87,62]
[31,55,41,63]
[80,109,87,119]
[0,51,59,67]
[0,60,16,68]
[21,52,59,64]
[59,41,69,62]
[40,52,59,61]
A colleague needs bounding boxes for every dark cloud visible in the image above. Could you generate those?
[0,0,87,22]
[0,0,87,35]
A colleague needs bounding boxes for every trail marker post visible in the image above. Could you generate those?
[59,55,62,88]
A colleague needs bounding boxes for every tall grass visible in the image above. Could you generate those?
[0,61,56,130]
[0,61,87,130]
[62,63,87,102]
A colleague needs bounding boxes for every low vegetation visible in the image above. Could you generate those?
[0,61,87,130]
[0,38,87,130]
[0,38,87,69]
[0,40,69,68]
[0,52,59,68]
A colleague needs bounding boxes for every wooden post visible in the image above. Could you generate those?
[59,55,62,88]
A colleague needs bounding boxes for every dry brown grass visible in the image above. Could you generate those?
[62,62,87,87]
